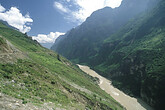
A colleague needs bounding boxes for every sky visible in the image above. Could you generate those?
[0,0,122,48]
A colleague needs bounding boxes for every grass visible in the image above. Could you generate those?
[0,21,124,110]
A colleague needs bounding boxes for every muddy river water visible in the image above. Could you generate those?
[78,65,153,110]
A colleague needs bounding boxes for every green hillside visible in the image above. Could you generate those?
[0,22,124,110]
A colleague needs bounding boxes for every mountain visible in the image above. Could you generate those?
[51,0,165,109]
[91,1,165,109]
[0,22,124,110]
[51,0,157,63]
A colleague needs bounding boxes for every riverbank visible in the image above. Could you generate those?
[78,65,153,110]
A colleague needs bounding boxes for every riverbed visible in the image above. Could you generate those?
[78,65,153,110]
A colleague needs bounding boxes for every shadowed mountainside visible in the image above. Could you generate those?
[51,0,165,109]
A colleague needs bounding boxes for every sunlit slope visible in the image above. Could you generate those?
[0,22,124,110]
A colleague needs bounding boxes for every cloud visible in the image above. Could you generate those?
[66,0,71,2]
[54,0,122,23]
[54,2,70,13]
[0,4,33,33]
[0,4,5,12]
[32,32,65,43]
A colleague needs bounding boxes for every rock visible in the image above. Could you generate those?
[41,98,45,102]
[8,103,12,107]
[0,93,2,98]
[15,103,20,106]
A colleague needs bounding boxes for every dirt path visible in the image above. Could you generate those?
[78,65,154,110]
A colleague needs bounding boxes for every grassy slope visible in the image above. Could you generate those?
[91,1,165,109]
[0,22,124,110]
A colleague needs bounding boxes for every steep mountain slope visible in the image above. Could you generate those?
[51,0,165,109]
[51,0,157,63]
[0,22,124,110]
[91,1,165,109]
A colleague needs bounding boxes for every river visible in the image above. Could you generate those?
[78,65,153,110]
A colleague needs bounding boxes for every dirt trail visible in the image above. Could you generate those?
[78,65,154,110]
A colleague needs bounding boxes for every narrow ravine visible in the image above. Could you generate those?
[78,65,154,110]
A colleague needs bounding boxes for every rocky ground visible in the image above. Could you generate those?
[0,93,65,110]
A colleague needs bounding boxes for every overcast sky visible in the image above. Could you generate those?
[0,0,122,45]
